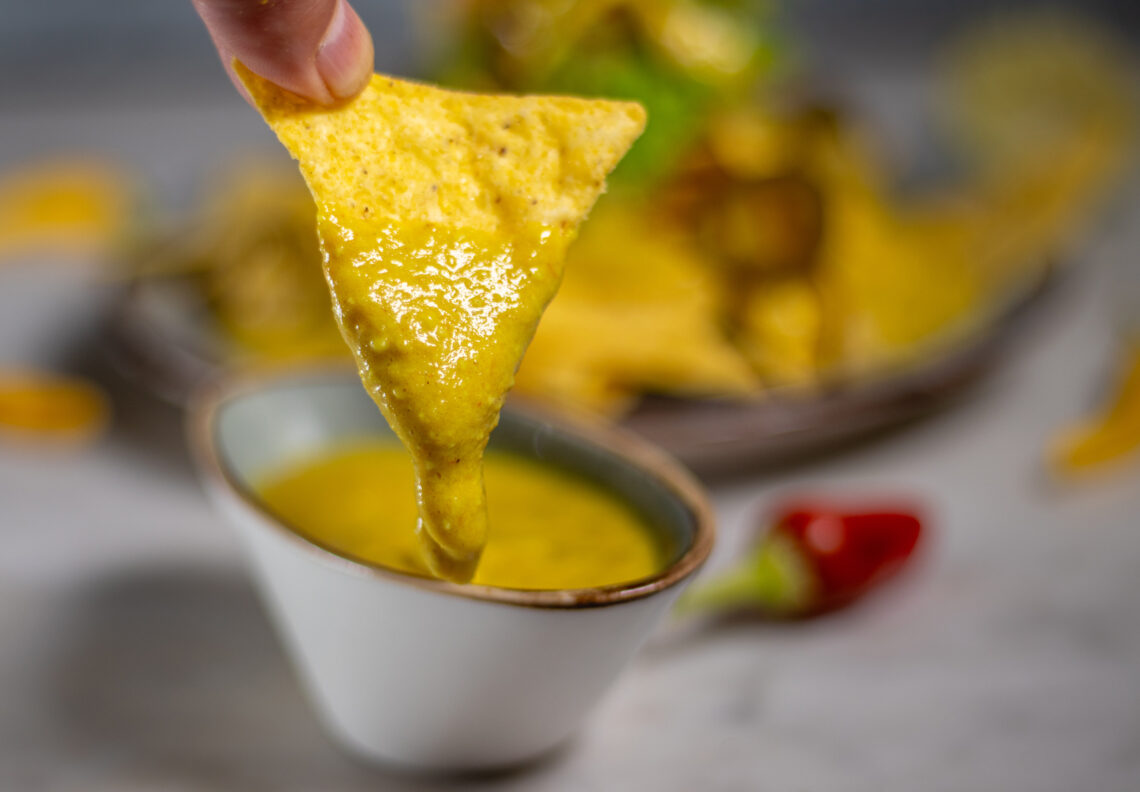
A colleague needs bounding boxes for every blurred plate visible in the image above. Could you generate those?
[103,277,234,407]
[104,265,1055,473]
[625,268,1056,473]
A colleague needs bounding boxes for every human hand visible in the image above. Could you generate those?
[192,0,374,105]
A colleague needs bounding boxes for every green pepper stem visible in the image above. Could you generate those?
[674,531,816,618]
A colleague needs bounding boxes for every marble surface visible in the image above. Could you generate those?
[2,98,1140,791]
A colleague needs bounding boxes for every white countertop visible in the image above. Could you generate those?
[2,96,1139,792]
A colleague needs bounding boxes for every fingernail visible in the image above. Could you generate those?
[316,0,374,101]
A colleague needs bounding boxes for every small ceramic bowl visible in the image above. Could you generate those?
[189,368,714,772]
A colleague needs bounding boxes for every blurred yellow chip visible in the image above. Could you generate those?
[0,371,109,442]
[736,277,822,388]
[937,9,1134,290]
[939,10,1134,179]
[516,205,756,414]
[1051,342,1140,477]
[0,159,130,259]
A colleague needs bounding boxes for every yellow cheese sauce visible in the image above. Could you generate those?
[320,218,571,583]
[256,442,667,591]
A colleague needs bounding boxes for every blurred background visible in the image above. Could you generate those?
[3,1,1140,106]
[3,0,1138,462]
[2,1,1140,789]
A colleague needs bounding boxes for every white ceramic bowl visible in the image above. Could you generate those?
[189,368,714,772]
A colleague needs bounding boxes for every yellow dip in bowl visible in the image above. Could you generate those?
[257,442,668,591]
[191,369,712,770]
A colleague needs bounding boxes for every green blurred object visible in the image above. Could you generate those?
[675,531,815,618]
[435,0,782,186]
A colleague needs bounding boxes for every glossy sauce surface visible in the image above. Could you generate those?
[320,217,571,581]
[257,442,666,591]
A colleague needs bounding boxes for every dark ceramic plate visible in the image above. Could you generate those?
[105,265,1055,472]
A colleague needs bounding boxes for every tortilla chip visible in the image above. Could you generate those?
[236,62,645,580]
[516,205,758,414]
[0,371,109,442]
[235,62,646,233]
[1050,341,1140,476]
[735,277,822,388]
[0,159,130,259]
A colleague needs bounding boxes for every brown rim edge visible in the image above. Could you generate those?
[187,364,716,610]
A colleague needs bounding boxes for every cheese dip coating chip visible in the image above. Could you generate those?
[236,62,644,581]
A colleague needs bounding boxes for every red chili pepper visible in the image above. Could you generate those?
[773,501,924,614]
[677,498,925,619]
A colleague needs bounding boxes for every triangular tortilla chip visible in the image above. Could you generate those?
[236,63,644,581]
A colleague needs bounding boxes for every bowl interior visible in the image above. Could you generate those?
[208,372,706,595]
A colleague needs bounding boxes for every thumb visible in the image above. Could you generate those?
[192,0,374,105]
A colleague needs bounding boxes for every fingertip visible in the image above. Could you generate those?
[316,0,375,102]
